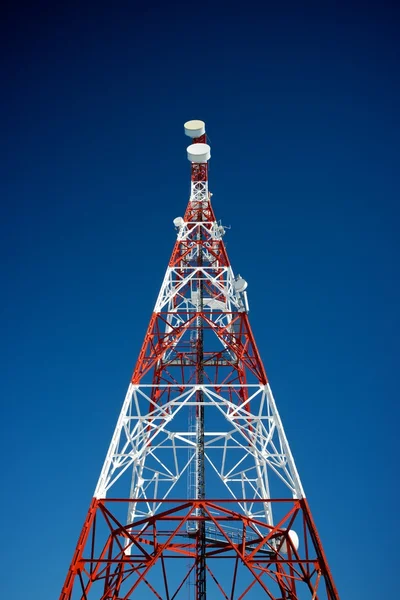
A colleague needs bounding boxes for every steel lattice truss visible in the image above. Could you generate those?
[94,383,303,526]
[60,499,336,600]
[60,122,340,600]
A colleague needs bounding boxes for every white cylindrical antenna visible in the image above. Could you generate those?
[187,143,211,163]
[243,291,249,313]
[184,120,206,138]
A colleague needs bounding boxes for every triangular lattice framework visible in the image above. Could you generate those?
[60,121,340,600]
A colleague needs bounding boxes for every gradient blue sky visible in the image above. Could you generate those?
[1,1,399,598]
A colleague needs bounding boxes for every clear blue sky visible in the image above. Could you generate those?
[1,1,398,598]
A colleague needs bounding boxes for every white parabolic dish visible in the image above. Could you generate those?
[187,143,211,163]
[234,277,248,292]
[173,217,184,228]
[184,120,206,138]
[280,530,300,554]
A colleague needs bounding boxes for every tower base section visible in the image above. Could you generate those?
[60,498,339,600]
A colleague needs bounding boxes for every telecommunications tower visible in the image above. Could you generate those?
[60,120,340,600]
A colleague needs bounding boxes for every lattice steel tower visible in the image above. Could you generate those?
[60,120,340,600]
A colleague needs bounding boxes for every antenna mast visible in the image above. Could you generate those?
[184,121,209,600]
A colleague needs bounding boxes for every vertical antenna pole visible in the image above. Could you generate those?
[196,195,206,600]
[184,119,209,600]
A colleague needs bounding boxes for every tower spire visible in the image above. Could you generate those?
[60,121,340,600]
[184,119,209,600]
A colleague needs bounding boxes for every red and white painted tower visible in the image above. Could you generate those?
[60,121,340,600]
